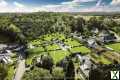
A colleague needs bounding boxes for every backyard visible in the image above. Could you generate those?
[26,33,91,65]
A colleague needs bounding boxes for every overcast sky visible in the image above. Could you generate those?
[0,0,120,12]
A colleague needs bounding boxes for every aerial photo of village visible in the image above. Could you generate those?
[0,0,120,80]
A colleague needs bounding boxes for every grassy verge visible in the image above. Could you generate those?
[105,43,120,52]
[90,53,112,64]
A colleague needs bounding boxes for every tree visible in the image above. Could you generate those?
[72,17,85,33]
[36,54,54,73]
[0,63,8,80]
[52,67,65,80]
[22,68,52,80]
[65,59,75,80]
[87,17,103,30]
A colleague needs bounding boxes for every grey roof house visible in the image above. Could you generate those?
[98,31,117,43]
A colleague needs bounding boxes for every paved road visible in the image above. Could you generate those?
[14,60,25,80]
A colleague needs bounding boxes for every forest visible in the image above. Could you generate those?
[0,12,120,80]
[0,12,120,43]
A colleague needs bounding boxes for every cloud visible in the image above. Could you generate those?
[0,0,8,7]
[0,1,33,13]
[61,1,76,5]
[96,0,102,7]
[73,0,96,3]
[61,0,96,5]
[110,0,120,6]
[80,0,104,12]
[13,1,25,8]
[0,0,76,12]
[34,4,74,12]
[0,0,106,12]
[33,0,120,12]
[34,0,92,12]
[0,0,10,12]
[34,0,120,12]
[0,0,119,12]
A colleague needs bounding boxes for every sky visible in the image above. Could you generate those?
[0,0,120,12]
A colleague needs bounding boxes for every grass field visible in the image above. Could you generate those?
[64,38,82,47]
[27,33,91,64]
[28,47,45,54]
[46,44,61,51]
[5,65,15,80]
[90,53,112,64]
[70,46,91,54]
[49,50,70,63]
[106,43,120,52]
[26,33,116,66]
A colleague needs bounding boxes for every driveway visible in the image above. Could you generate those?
[14,60,25,80]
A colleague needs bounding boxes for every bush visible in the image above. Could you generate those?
[0,63,8,80]
[52,67,65,80]
[22,68,52,80]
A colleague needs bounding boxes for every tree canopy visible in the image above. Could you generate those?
[22,68,52,80]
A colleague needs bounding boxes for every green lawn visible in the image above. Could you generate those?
[99,55,112,64]
[64,38,82,47]
[103,51,120,63]
[5,53,18,80]
[5,65,15,80]
[46,44,61,51]
[27,47,45,56]
[58,34,65,41]
[90,53,112,64]
[70,46,91,54]
[26,49,70,65]
[106,43,120,52]
[49,50,70,64]
[26,57,33,65]
[43,34,53,41]
[27,33,92,64]
[30,40,42,46]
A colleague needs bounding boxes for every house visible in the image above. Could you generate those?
[87,38,97,48]
[0,48,13,64]
[0,44,7,50]
[0,56,13,64]
[7,43,19,50]
[6,50,12,55]
[71,33,84,42]
[91,28,99,34]
[76,54,95,78]
[98,31,117,43]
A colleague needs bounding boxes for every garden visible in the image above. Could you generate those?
[89,53,112,64]
[26,33,91,65]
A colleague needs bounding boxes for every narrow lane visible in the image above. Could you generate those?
[14,60,25,80]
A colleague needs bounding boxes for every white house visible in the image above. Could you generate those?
[0,44,7,50]
[0,56,13,64]
[98,31,117,43]
[76,54,93,77]
[87,38,97,48]
[91,28,99,34]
